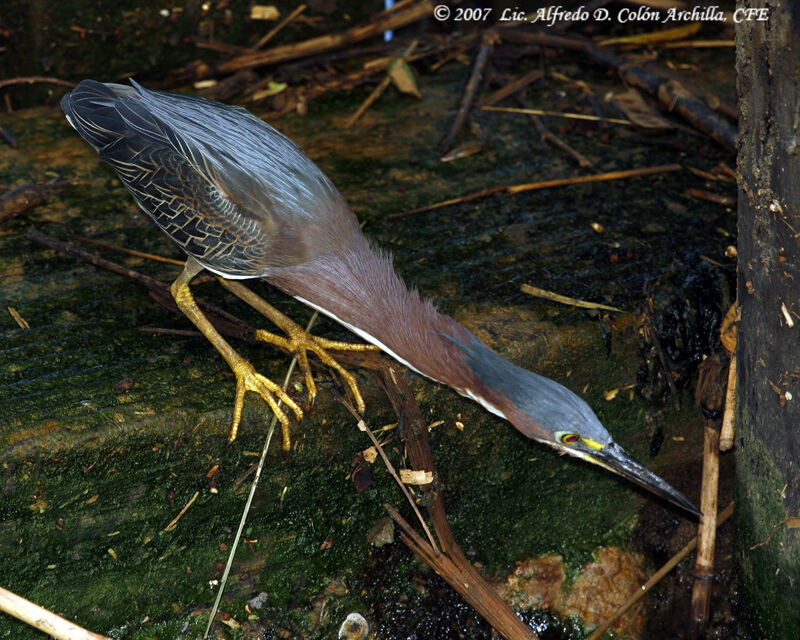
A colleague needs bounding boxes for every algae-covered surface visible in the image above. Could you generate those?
[0,56,735,639]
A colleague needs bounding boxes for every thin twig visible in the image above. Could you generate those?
[374,365,538,640]
[390,164,683,218]
[203,313,314,639]
[0,124,17,147]
[253,4,307,50]
[482,105,632,125]
[339,398,439,554]
[586,501,734,640]
[481,66,591,167]
[139,327,203,338]
[386,505,538,640]
[441,29,496,150]
[749,515,800,550]
[0,76,76,90]
[0,179,68,223]
[660,40,736,49]
[520,283,627,314]
[164,491,199,531]
[28,228,255,343]
[74,236,185,266]
[476,69,543,108]
[345,40,419,128]
[515,95,593,168]
[686,188,736,206]
[165,1,436,86]
[497,27,737,152]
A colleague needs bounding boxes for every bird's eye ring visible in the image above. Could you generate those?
[561,433,580,445]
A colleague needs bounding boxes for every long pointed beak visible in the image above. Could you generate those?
[589,441,701,517]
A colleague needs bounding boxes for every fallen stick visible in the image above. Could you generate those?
[441,29,497,150]
[686,188,736,206]
[374,362,538,640]
[482,105,632,125]
[74,235,185,266]
[0,76,76,90]
[520,283,627,314]
[719,354,736,450]
[345,40,419,128]
[689,423,721,638]
[27,227,255,343]
[476,69,543,108]
[253,3,306,50]
[481,67,591,168]
[339,400,439,554]
[0,179,68,223]
[0,124,17,147]
[387,505,539,640]
[585,501,734,640]
[0,585,111,640]
[514,95,594,168]
[164,0,436,86]
[498,28,737,152]
[390,163,682,218]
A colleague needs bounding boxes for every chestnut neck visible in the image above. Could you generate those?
[266,233,557,442]
[267,235,482,390]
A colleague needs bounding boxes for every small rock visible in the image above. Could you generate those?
[338,612,369,640]
[247,592,268,609]
[366,518,394,547]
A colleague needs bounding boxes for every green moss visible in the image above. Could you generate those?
[735,420,800,637]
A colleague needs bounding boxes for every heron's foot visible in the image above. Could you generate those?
[254,324,378,413]
[229,356,304,450]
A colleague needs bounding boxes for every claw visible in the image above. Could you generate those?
[254,326,374,415]
[170,262,307,451]
[216,277,377,425]
[229,356,304,450]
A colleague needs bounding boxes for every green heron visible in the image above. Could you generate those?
[62,80,699,516]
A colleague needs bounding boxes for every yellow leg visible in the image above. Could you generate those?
[217,278,378,414]
[170,258,303,449]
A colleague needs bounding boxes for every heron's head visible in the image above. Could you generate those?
[451,333,700,517]
[543,419,701,518]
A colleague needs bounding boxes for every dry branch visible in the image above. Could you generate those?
[719,354,736,451]
[521,283,627,313]
[164,1,437,87]
[513,95,594,168]
[499,28,736,151]
[391,164,682,218]
[374,363,538,640]
[253,4,307,50]
[0,585,111,640]
[689,424,721,637]
[345,40,419,128]
[441,29,497,150]
[0,179,68,223]
[476,69,543,108]
[482,105,631,125]
[0,76,76,91]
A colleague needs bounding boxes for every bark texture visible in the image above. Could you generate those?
[736,2,800,636]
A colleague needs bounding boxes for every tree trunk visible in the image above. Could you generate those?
[736,2,800,637]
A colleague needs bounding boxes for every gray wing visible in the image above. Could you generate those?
[61,80,357,277]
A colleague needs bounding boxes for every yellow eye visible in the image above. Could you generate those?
[561,433,580,445]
